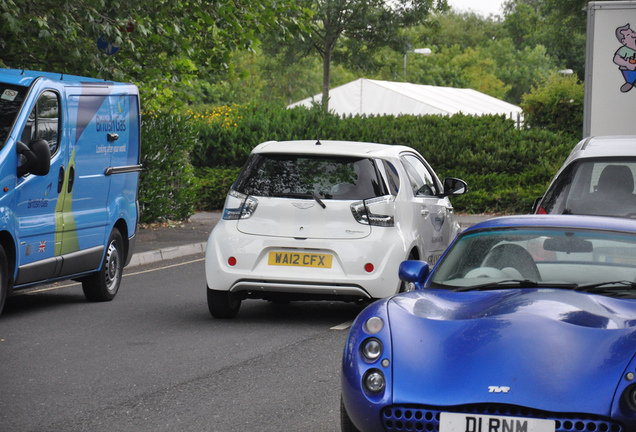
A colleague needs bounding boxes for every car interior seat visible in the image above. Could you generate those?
[482,243,542,281]
[596,165,634,196]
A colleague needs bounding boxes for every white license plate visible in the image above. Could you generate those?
[267,251,333,268]
[440,412,555,432]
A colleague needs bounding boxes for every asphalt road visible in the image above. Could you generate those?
[0,254,363,432]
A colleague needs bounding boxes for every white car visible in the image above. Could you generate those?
[204,140,467,318]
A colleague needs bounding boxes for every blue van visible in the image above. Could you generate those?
[0,69,141,315]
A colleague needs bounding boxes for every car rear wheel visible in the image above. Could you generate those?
[207,288,241,319]
[340,397,361,432]
[82,228,123,302]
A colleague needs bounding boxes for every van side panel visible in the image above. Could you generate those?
[107,93,140,240]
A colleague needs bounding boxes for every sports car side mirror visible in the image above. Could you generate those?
[442,177,467,197]
[399,260,430,290]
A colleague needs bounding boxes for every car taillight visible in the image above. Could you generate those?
[222,190,259,220]
[350,195,395,227]
[536,206,547,215]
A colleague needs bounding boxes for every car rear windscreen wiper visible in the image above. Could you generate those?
[278,192,327,208]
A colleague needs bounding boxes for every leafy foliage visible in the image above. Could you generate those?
[139,111,197,223]
[266,0,445,109]
[0,0,303,107]
[521,71,584,138]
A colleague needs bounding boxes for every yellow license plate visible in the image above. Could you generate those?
[268,251,333,268]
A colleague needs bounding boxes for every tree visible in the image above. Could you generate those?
[521,71,584,137]
[502,0,588,78]
[0,0,302,107]
[273,0,447,110]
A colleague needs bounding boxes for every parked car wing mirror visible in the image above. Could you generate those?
[17,139,51,177]
[399,260,430,289]
[442,177,467,197]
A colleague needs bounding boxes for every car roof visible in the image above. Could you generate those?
[465,214,636,234]
[569,135,636,159]
[251,140,415,158]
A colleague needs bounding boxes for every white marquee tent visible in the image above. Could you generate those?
[288,78,523,121]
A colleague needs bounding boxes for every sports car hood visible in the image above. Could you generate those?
[388,288,636,414]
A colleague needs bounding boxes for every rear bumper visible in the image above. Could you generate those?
[229,279,372,301]
[205,219,409,299]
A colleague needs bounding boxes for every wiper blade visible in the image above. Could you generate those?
[313,192,326,209]
[575,281,636,292]
[279,192,327,208]
[453,279,540,292]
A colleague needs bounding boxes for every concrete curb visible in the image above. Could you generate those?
[128,242,207,268]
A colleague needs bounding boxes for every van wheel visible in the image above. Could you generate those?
[207,288,241,319]
[0,245,8,316]
[83,229,123,302]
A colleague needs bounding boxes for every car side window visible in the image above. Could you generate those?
[20,90,60,156]
[401,154,437,196]
[382,160,400,195]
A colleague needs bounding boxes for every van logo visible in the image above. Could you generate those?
[293,202,315,210]
[488,386,511,393]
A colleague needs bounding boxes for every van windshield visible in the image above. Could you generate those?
[234,153,389,200]
[0,84,28,148]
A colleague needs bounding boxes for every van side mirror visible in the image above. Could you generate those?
[442,177,467,197]
[17,139,51,177]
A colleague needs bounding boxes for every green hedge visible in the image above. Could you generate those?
[139,111,198,223]
[189,104,578,214]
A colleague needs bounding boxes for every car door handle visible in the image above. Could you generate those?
[58,165,65,193]
[67,165,75,193]
[420,208,430,217]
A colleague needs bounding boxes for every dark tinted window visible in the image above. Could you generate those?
[234,154,388,200]
[0,84,28,148]
[540,158,636,217]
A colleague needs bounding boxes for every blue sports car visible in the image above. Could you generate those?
[341,215,636,432]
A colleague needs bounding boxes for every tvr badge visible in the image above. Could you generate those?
[488,386,511,393]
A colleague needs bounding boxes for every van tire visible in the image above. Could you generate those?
[207,288,241,319]
[0,245,8,316]
[82,229,124,302]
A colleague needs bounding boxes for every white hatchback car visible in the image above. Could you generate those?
[205,140,467,318]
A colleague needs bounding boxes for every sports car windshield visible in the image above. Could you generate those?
[429,227,636,297]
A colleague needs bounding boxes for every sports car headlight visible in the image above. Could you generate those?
[364,369,386,393]
[363,317,384,334]
[361,338,382,362]
[623,383,636,410]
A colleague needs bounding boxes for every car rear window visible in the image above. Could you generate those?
[234,153,390,200]
[540,157,636,217]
